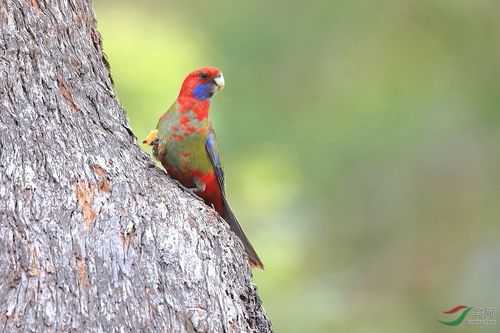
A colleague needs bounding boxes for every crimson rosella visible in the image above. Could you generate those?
[143,67,263,269]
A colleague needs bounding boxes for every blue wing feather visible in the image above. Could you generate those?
[204,129,264,268]
[205,130,225,194]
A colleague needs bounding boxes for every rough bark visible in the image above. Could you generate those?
[0,1,271,332]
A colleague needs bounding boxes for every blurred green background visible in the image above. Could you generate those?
[95,1,500,332]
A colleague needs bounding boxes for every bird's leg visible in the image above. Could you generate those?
[193,178,206,194]
[183,178,206,197]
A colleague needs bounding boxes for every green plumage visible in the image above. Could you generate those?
[155,102,213,177]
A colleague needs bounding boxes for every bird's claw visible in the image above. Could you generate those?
[184,187,199,196]
[181,178,206,197]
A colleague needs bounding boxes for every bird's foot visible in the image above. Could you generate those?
[184,187,199,196]
[181,178,206,197]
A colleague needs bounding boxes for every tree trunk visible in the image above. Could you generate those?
[0,1,271,332]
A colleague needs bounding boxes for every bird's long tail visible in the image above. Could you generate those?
[221,196,264,269]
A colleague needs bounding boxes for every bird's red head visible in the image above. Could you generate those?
[178,67,225,101]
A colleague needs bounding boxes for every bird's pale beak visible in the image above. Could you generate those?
[213,73,225,91]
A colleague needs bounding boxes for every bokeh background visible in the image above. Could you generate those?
[95,1,500,332]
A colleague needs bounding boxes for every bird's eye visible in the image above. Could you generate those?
[199,72,209,80]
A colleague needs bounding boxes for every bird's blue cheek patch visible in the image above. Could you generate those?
[193,83,213,100]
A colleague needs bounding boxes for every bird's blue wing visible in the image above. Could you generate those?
[205,129,225,194]
[205,128,264,268]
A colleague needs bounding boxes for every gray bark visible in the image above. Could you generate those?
[0,1,271,332]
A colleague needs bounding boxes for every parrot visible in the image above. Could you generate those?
[143,67,263,269]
